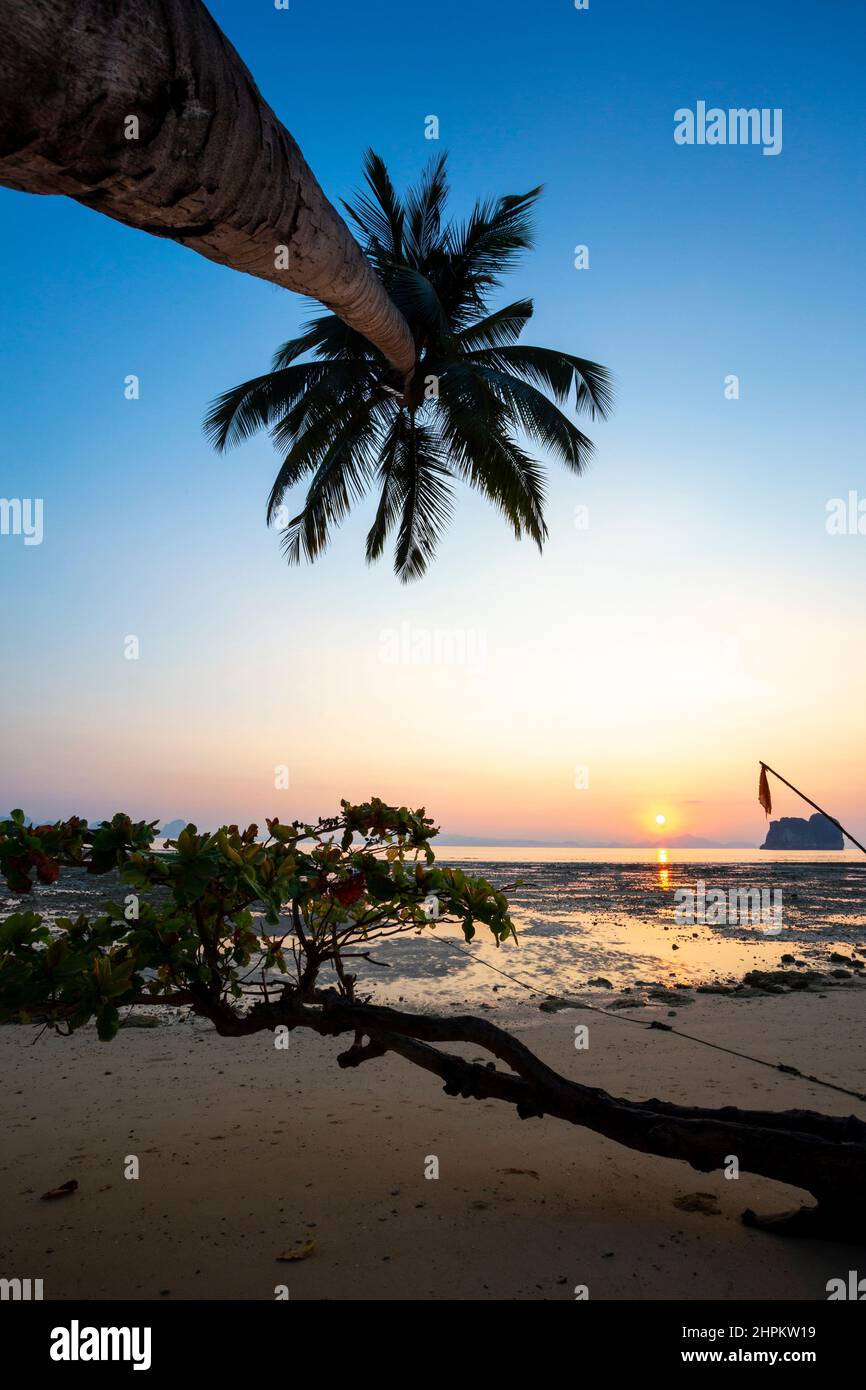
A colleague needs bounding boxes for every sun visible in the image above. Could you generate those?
[655,814,666,826]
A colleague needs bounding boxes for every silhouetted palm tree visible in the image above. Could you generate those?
[205,151,613,581]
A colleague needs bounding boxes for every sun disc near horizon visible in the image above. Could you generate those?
[655,813,666,826]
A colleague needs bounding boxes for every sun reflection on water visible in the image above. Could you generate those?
[657,848,670,889]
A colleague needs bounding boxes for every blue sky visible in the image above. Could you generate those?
[2,0,865,841]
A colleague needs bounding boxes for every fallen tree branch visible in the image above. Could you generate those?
[185,987,866,1243]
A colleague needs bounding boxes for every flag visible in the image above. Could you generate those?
[758,763,772,817]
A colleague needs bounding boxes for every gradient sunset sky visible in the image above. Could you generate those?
[2,0,865,844]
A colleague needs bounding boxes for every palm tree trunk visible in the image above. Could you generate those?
[0,0,416,377]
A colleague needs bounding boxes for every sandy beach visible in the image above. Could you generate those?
[3,986,864,1301]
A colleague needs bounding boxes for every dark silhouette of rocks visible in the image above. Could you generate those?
[761,813,843,850]
[160,819,187,839]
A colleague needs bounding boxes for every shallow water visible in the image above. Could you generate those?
[349,855,866,1015]
[5,854,866,1020]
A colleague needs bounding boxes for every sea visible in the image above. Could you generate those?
[6,847,866,1021]
[353,847,866,1016]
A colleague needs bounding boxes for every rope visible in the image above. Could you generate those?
[431,937,866,1105]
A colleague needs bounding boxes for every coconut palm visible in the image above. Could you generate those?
[206,151,613,582]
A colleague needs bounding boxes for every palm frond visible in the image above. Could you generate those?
[268,386,394,520]
[279,402,385,564]
[403,154,449,266]
[444,188,541,319]
[204,362,332,452]
[393,421,454,582]
[466,344,614,418]
[456,299,534,350]
[365,413,408,563]
[269,363,378,457]
[341,149,406,258]
[469,366,594,472]
[271,313,378,369]
[437,368,547,546]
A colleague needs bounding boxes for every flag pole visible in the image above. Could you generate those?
[759,761,866,856]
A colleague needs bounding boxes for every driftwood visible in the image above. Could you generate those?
[138,984,866,1244]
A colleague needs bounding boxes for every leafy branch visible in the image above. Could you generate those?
[0,800,513,1039]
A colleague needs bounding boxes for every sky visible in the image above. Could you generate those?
[2,0,865,845]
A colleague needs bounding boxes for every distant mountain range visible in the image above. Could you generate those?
[157,825,758,849]
[6,815,756,851]
[437,833,757,849]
